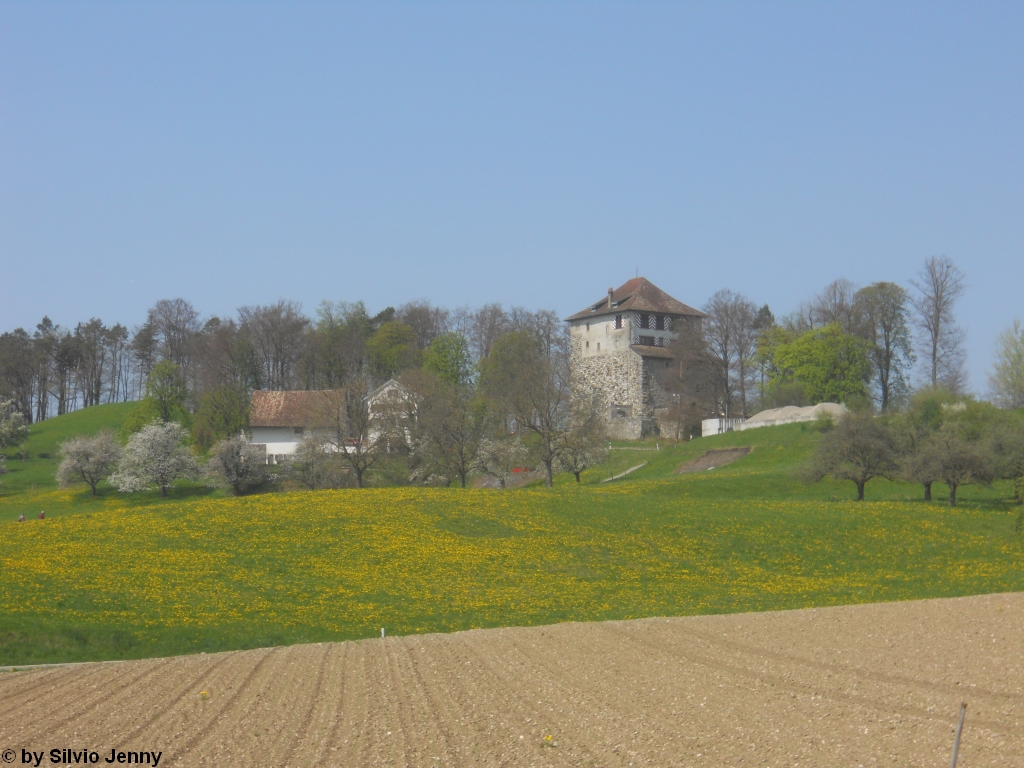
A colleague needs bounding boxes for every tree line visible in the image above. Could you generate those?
[660,256,1024,432]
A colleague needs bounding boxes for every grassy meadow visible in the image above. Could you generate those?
[1,404,1022,665]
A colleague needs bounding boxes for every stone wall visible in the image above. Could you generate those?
[570,336,646,439]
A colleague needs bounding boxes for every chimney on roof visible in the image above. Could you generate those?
[608,288,614,309]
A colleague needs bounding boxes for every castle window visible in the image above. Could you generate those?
[638,313,650,329]
[613,314,623,329]
[638,335,655,346]
[597,343,601,351]
[586,323,590,331]
[653,315,663,330]
[585,341,589,349]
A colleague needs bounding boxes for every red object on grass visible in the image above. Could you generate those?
[39,511,45,519]
[511,467,530,473]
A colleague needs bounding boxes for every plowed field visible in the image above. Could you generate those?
[3,593,1021,767]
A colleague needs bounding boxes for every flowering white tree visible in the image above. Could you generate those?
[204,435,269,495]
[0,399,29,486]
[109,421,199,496]
[56,430,122,496]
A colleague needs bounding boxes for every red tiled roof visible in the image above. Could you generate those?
[565,277,706,321]
[249,390,342,427]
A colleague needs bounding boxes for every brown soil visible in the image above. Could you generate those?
[676,446,752,473]
[2,593,1021,766]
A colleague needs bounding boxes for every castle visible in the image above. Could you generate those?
[566,277,706,439]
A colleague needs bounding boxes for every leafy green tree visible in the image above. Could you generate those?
[855,282,915,411]
[989,319,1024,409]
[367,321,418,380]
[121,361,192,439]
[193,387,249,451]
[422,332,474,387]
[769,324,871,405]
[802,412,898,500]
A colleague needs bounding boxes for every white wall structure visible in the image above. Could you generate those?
[701,418,747,437]
[566,278,706,440]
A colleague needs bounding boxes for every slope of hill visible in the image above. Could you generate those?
[0,402,134,493]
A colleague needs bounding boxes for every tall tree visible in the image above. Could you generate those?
[910,256,968,392]
[480,328,571,486]
[989,319,1024,409]
[854,282,915,411]
[702,289,759,417]
[237,300,310,390]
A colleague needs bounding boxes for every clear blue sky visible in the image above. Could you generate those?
[2,2,1021,390]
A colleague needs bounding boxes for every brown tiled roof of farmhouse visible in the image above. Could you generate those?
[249,390,341,427]
[565,277,706,321]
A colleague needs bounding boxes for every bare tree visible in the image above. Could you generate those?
[854,282,915,411]
[205,436,270,495]
[405,369,485,488]
[396,301,450,352]
[146,298,202,368]
[56,430,122,496]
[288,434,348,490]
[238,300,310,390]
[311,383,395,488]
[555,398,609,483]
[811,278,861,333]
[801,412,898,500]
[474,436,530,488]
[480,328,571,486]
[910,256,968,392]
[468,304,508,360]
[702,290,759,417]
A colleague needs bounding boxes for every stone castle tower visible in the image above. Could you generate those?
[566,277,706,440]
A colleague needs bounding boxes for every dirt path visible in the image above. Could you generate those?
[2,593,1021,766]
[676,446,752,473]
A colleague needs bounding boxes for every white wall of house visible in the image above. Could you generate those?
[251,426,303,457]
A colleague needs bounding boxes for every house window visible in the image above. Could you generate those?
[613,315,623,329]
[294,427,305,436]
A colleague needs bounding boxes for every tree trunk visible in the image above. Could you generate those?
[160,485,168,497]
[574,471,581,483]
[458,472,466,488]
[856,481,865,501]
[923,482,932,501]
[544,459,553,487]
[355,467,364,488]
[90,482,97,497]
[949,484,957,507]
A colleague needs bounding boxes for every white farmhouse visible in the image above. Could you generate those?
[249,389,341,464]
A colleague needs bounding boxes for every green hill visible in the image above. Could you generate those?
[0,402,135,494]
